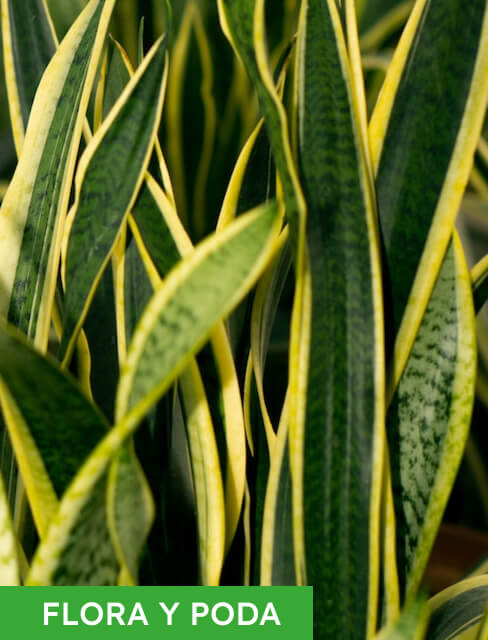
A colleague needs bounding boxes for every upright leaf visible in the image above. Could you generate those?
[296,1,385,639]
[388,236,476,602]
[1,0,56,154]
[60,37,168,364]
[0,0,116,349]
[370,0,488,391]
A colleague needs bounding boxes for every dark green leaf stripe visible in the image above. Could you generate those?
[0,0,116,349]
[131,182,182,279]
[297,0,384,638]
[388,237,476,603]
[374,0,488,352]
[0,322,108,498]
[83,266,119,422]
[2,0,56,151]
[427,580,488,640]
[123,235,154,345]
[59,38,167,364]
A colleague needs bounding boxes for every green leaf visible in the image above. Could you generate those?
[0,322,108,537]
[83,266,119,421]
[131,180,181,279]
[218,0,308,569]
[217,0,305,250]
[102,37,131,118]
[131,177,250,551]
[427,576,488,640]
[28,202,280,585]
[0,0,116,349]
[116,200,280,423]
[106,442,154,584]
[59,37,168,364]
[1,0,56,154]
[388,235,476,603]
[31,472,119,585]
[120,226,226,585]
[178,362,225,585]
[370,0,488,394]
[295,1,385,639]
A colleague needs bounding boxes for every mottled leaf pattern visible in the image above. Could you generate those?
[388,237,476,602]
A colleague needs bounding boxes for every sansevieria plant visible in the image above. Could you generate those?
[2,0,488,638]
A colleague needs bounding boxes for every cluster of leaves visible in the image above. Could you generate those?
[2,1,488,639]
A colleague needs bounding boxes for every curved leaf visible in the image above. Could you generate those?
[27,202,281,585]
[370,0,488,394]
[0,322,108,538]
[427,576,488,640]
[106,442,154,584]
[59,37,168,364]
[121,226,226,585]
[116,200,280,429]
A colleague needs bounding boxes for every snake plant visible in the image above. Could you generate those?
[1,0,488,638]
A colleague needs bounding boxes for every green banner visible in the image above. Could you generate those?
[0,587,312,638]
